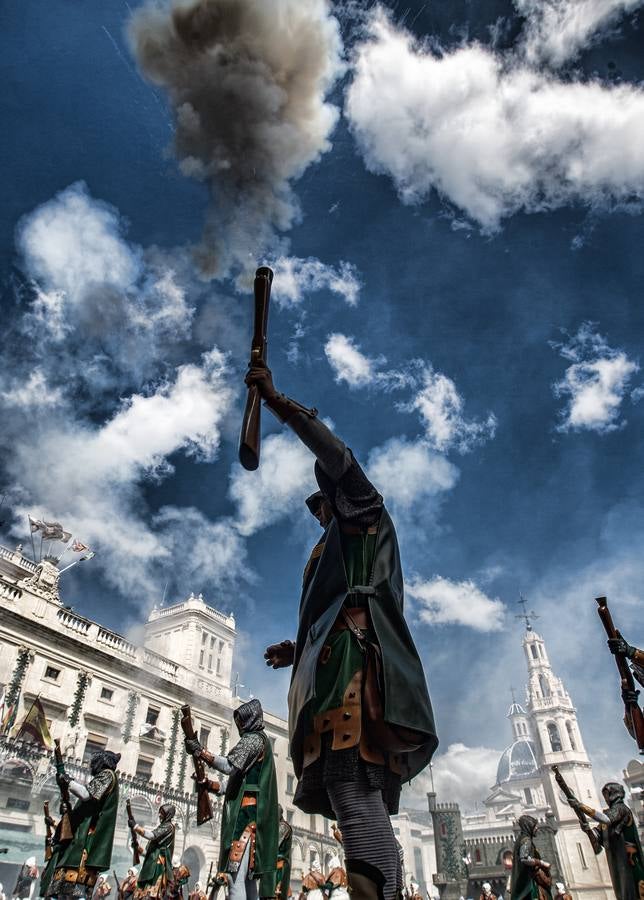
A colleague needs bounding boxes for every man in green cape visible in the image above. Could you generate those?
[41,751,120,898]
[128,804,175,900]
[246,362,438,900]
[510,816,552,900]
[275,807,292,900]
[570,782,644,900]
[185,699,278,900]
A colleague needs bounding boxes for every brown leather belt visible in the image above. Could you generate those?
[330,607,370,633]
[241,795,257,807]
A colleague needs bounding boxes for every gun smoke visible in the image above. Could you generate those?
[128,0,344,279]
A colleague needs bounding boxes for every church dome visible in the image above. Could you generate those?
[496,738,538,784]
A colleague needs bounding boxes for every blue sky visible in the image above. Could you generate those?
[1,0,644,806]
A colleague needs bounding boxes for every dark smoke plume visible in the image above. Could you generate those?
[129,0,344,278]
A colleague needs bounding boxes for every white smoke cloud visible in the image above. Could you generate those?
[324,333,380,387]
[551,322,639,433]
[516,0,643,67]
[406,575,506,631]
[129,0,344,278]
[271,256,361,308]
[345,10,644,232]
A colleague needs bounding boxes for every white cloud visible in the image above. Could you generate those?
[405,366,497,454]
[6,349,235,603]
[516,0,643,67]
[272,257,361,308]
[229,430,318,537]
[406,575,506,631]
[0,370,64,409]
[552,323,639,433]
[346,10,644,231]
[366,437,459,512]
[16,183,195,399]
[324,333,379,387]
[404,742,502,811]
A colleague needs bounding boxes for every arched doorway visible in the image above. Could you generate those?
[182,846,206,889]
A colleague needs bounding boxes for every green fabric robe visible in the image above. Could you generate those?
[510,836,551,900]
[276,821,293,899]
[218,733,279,899]
[41,771,119,895]
[595,803,644,900]
[136,823,175,894]
[288,507,438,782]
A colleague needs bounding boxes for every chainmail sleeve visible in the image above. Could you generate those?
[226,733,264,774]
[87,769,116,801]
[151,821,174,843]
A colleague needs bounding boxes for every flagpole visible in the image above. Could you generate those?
[56,537,75,565]
[28,517,37,563]
[14,693,38,742]
[58,559,82,575]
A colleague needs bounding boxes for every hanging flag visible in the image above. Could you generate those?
[42,521,72,543]
[80,551,95,561]
[29,516,44,534]
[72,540,89,553]
[1,702,16,736]
[13,699,53,749]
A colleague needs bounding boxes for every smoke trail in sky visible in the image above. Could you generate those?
[129,0,344,278]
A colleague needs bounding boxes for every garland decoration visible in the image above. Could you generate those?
[177,739,187,793]
[3,647,32,732]
[123,691,140,744]
[164,707,180,791]
[219,727,229,755]
[68,671,90,727]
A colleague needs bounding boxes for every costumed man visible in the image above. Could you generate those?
[553,883,572,900]
[479,883,496,900]
[568,782,644,900]
[510,816,552,900]
[129,804,175,900]
[185,699,279,900]
[326,851,349,900]
[300,860,325,900]
[187,884,207,900]
[275,807,293,900]
[13,859,39,900]
[42,751,120,899]
[607,635,644,745]
[92,878,111,900]
[117,870,138,900]
[167,860,190,900]
[248,363,438,900]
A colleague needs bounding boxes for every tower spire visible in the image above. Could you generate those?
[516,594,539,631]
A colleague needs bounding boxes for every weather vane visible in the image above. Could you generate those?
[516,594,539,631]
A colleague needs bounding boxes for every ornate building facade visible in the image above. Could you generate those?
[0,544,339,894]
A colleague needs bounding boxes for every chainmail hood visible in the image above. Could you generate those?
[233,699,264,734]
[602,782,625,804]
[159,803,176,822]
[90,750,121,774]
[518,814,538,837]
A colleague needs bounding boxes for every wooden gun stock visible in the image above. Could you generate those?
[552,765,601,854]
[596,596,644,752]
[53,739,74,841]
[125,799,142,865]
[239,266,273,471]
[180,704,214,825]
[44,801,53,861]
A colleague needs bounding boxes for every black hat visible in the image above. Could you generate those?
[305,491,325,515]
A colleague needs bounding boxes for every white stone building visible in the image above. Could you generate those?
[392,624,614,900]
[0,544,339,893]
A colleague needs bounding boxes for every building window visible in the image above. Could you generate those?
[199,727,211,749]
[6,797,30,811]
[539,674,551,698]
[216,658,222,675]
[202,631,208,645]
[524,788,533,805]
[135,755,154,783]
[566,721,577,751]
[100,687,114,702]
[199,650,205,667]
[547,722,562,752]
[531,645,538,659]
[83,734,107,763]
[577,842,588,870]
[287,774,295,795]
[44,665,61,681]
[145,705,160,726]
[208,654,213,671]
[286,809,294,825]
